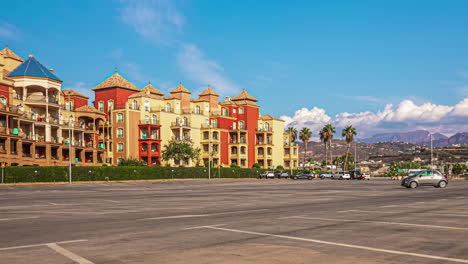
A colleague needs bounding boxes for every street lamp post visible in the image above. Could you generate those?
[69,115,74,184]
[1,163,5,184]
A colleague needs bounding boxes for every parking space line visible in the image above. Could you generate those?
[47,243,94,264]
[339,209,468,217]
[0,239,87,251]
[0,216,40,221]
[184,224,227,230]
[140,209,268,221]
[286,216,468,230]
[202,226,468,263]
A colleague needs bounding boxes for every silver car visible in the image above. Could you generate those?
[401,170,448,189]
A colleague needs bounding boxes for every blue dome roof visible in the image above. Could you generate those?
[7,55,61,82]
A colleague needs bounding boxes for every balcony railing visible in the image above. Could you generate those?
[256,127,273,132]
[201,124,218,129]
[171,121,190,128]
[139,134,159,140]
[139,120,159,125]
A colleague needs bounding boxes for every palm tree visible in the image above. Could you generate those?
[323,124,336,166]
[319,128,328,165]
[299,127,312,167]
[286,126,298,145]
[341,125,357,170]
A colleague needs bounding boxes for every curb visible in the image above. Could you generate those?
[0,178,256,187]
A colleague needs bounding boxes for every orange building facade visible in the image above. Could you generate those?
[0,45,299,169]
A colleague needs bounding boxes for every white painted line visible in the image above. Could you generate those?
[184,224,227,230]
[288,216,468,231]
[340,209,468,218]
[380,205,398,208]
[140,209,268,221]
[203,226,468,263]
[103,200,121,203]
[47,243,94,264]
[0,216,40,221]
[0,239,87,251]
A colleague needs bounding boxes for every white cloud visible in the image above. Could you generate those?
[0,21,21,40]
[282,98,468,140]
[177,43,240,95]
[65,81,93,103]
[119,0,184,45]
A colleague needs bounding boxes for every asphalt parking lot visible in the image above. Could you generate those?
[0,178,467,264]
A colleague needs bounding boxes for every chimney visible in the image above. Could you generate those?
[49,69,55,74]
[225,96,231,101]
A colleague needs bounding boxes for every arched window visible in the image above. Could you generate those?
[239,107,244,114]
[195,106,201,114]
[152,115,157,124]
[117,113,124,123]
[239,121,245,129]
[211,119,217,128]
[166,103,172,112]
[117,128,124,137]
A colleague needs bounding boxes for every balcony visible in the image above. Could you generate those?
[171,121,191,128]
[256,127,273,133]
[201,124,219,129]
[139,134,160,140]
[150,106,174,113]
[139,120,160,125]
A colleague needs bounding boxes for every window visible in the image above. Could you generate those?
[222,108,229,116]
[213,132,218,140]
[144,101,150,111]
[183,117,188,126]
[166,103,172,112]
[152,115,157,125]
[117,128,124,137]
[117,143,124,152]
[239,121,245,129]
[108,100,114,111]
[195,106,201,114]
[144,116,149,124]
[117,113,124,123]
[98,101,104,112]
[132,100,138,110]
[211,119,217,128]
[239,107,244,114]
[66,100,74,111]
[265,123,270,131]
[241,146,246,154]
[233,109,236,114]
[212,144,218,152]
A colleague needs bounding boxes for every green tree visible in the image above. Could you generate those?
[322,124,336,166]
[252,163,261,169]
[341,125,357,171]
[286,126,298,145]
[299,127,312,167]
[161,140,201,167]
[319,128,328,165]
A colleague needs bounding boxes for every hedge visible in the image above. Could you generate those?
[0,166,278,183]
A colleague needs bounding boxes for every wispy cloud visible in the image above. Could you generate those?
[66,81,93,103]
[119,0,184,45]
[343,95,386,104]
[177,43,240,95]
[0,21,21,41]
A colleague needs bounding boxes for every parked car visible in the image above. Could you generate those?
[401,170,448,189]
[359,173,370,180]
[274,171,289,179]
[349,170,361,179]
[319,172,333,179]
[331,171,351,180]
[259,171,275,179]
[292,171,315,180]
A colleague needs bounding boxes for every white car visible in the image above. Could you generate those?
[259,171,275,179]
[360,173,370,180]
[319,172,333,179]
[331,171,351,180]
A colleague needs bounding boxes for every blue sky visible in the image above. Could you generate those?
[1,0,468,137]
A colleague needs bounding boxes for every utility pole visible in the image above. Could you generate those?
[208,103,211,180]
[354,142,357,170]
[69,116,73,184]
[430,132,433,170]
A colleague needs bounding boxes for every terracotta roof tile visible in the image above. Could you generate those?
[170,82,191,94]
[92,69,139,91]
[231,90,258,102]
[259,114,284,122]
[75,105,105,114]
[62,90,89,99]
[199,85,219,96]
[128,91,162,100]
[142,82,164,96]
[0,45,24,62]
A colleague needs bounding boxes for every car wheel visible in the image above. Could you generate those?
[308,176,313,180]
[339,176,343,180]
[409,181,418,189]
[293,176,298,180]
[438,181,447,188]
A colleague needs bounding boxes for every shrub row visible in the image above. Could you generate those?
[0,166,275,183]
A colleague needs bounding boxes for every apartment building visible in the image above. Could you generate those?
[91,70,299,169]
[0,46,106,166]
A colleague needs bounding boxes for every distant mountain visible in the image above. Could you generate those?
[431,132,468,148]
[358,130,448,144]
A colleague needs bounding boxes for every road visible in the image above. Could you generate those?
[0,178,467,263]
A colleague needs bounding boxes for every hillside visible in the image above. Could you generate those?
[358,130,448,144]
